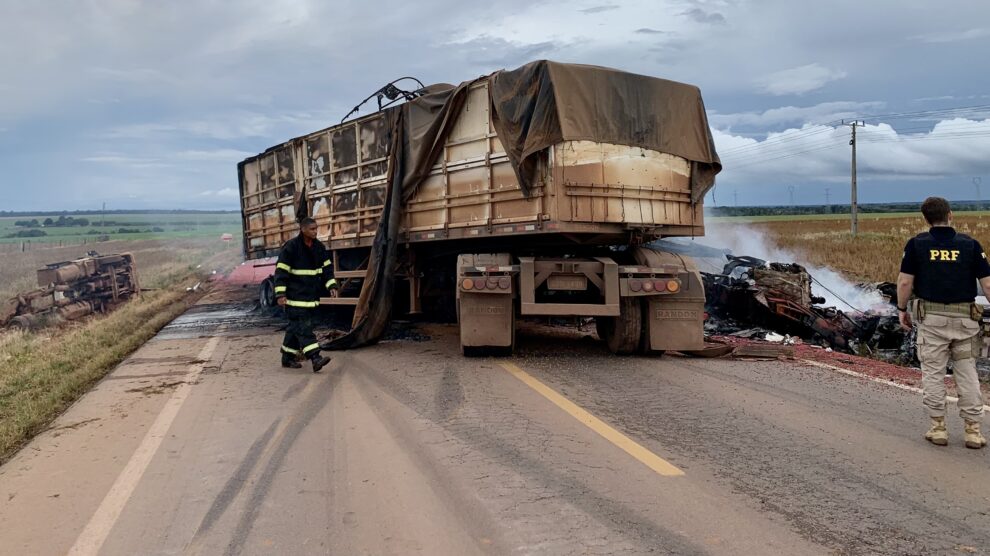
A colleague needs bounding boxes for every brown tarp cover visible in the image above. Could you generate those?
[490,60,721,201]
[322,60,721,350]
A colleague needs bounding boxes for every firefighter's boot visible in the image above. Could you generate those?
[310,353,331,373]
[964,420,987,449]
[924,416,948,446]
[281,354,302,369]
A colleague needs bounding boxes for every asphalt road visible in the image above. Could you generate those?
[2,294,989,555]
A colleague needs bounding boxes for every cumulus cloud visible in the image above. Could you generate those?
[913,28,990,43]
[757,63,848,95]
[709,101,885,130]
[174,149,255,162]
[2,0,990,210]
[199,188,238,198]
[714,118,990,188]
[580,5,619,14]
[680,8,725,24]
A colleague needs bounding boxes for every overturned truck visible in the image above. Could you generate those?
[703,255,908,356]
[0,252,139,329]
[237,61,722,355]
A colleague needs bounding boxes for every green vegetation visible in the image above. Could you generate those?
[706,200,990,219]
[0,211,242,244]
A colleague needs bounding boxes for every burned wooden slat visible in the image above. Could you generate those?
[732,344,795,360]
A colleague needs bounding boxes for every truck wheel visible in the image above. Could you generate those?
[601,297,642,355]
[9,316,33,330]
[595,316,610,341]
[259,279,275,308]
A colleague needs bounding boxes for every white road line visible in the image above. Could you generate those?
[68,336,221,556]
[800,358,990,412]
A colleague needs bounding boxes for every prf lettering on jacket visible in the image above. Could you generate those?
[929,249,960,261]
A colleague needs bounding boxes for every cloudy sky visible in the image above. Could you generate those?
[1,0,988,210]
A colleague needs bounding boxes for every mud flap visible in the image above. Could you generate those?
[644,297,706,353]
[459,292,515,356]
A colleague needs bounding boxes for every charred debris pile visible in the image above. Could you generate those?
[701,254,912,363]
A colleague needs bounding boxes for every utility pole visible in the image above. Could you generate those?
[101,201,106,229]
[788,185,795,207]
[842,120,865,236]
[733,189,738,207]
[975,177,983,211]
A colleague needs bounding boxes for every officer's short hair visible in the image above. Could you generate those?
[921,197,951,225]
[299,216,317,227]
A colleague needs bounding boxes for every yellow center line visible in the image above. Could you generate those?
[499,362,684,477]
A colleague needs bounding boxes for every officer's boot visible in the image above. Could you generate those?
[310,352,331,373]
[281,354,302,369]
[924,416,948,446]
[964,420,987,449]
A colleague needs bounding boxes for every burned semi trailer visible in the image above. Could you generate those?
[0,252,139,329]
[237,60,722,355]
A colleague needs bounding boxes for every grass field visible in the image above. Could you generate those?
[708,210,990,223]
[0,217,243,462]
[707,211,990,283]
[0,212,242,244]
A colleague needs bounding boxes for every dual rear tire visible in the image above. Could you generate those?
[595,297,664,356]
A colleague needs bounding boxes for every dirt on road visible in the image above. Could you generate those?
[1,287,989,555]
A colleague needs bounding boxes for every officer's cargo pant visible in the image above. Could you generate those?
[281,306,320,359]
[917,312,985,421]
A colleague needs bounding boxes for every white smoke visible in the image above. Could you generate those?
[698,225,888,313]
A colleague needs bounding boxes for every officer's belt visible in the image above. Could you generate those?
[919,300,975,317]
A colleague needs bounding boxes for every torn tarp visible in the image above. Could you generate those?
[321,83,472,350]
[489,60,722,199]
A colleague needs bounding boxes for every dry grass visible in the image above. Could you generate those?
[709,213,990,283]
[0,238,238,299]
[0,239,242,463]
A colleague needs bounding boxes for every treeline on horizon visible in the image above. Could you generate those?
[706,200,990,217]
[0,209,239,217]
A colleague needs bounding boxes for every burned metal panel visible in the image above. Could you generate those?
[331,189,360,237]
[241,159,262,206]
[306,134,331,191]
[447,166,490,226]
[331,126,359,186]
[360,185,387,234]
[406,173,446,231]
[556,140,697,228]
[359,116,389,166]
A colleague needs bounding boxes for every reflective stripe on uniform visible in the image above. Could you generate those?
[281,345,300,354]
[285,299,319,308]
[302,342,320,354]
[274,285,286,294]
[276,262,321,276]
[323,260,332,267]
[325,278,337,289]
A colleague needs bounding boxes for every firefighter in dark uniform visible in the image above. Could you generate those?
[274,217,337,372]
[898,197,989,449]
